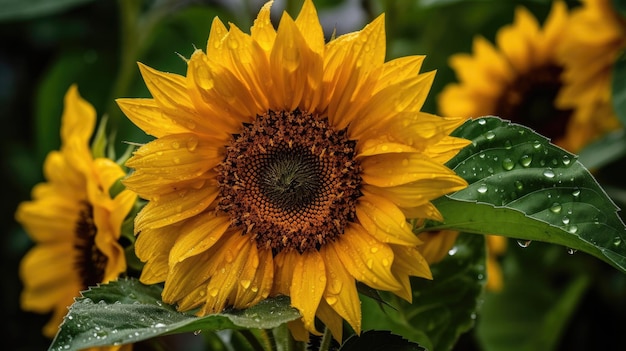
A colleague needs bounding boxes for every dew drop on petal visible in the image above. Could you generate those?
[326,296,338,305]
[240,280,251,289]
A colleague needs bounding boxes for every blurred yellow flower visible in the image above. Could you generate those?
[437,0,616,153]
[118,0,469,341]
[15,85,137,351]
[556,0,625,144]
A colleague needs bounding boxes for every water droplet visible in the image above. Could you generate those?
[550,203,562,213]
[366,258,374,269]
[240,280,251,289]
[477,184,488,194]
[517,240,532,248]
[566,247,577,255]
[171,141,180,149]
[572,189,581,197]
[485,131,495,140]
[173,157,181,164]
[478,119,486,125]
[543,169,555,178]
[448,246,458,256]
[326,296,338,305]
[328,279,342,294]
[194,330,202,336]
[514,180,523,191]
[224,250,234,263]
[520,155,532,167]
[614,237,622,246]
[370,247,379,254]
[156,151,164,156]
[209,288,219,297]
[567,225,578,234]
[533,140,542,149]
[562,155,571,166]
[562,216,570,225]
[502,158,514,170]
[382,258,390,267]
[186,137,198,152]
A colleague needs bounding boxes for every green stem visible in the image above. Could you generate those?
[240,329,268,351]
[318,326,332,351]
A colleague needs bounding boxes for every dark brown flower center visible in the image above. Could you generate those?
[74,202,107,288]
[217,110,362,254]
[494,64,573,141]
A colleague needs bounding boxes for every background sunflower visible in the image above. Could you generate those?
[3,0,626,350]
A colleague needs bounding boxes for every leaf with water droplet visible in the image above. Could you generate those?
[361,234,486,351]
[428,117,626,274]
[48,278,300,351]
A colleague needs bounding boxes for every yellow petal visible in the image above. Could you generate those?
[134,184,218,231]
[169,213,230,263]
[125,133,223,181]
[361,152,458,187]
[250,0,276,52]
[235,246,274,308]
[315,299,344,341]
[290,250,326,334]
[320,245,361,335]
[356,191,421,245]
[332,224,401,291]
[60,85,96,146]
[116,98,191,138]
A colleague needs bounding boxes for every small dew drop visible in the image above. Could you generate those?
[186,137,199,152]
[485,131,495,140]
[208,288,219,297]
[370,247,379,254]
[567,225,578,234]
[477,184,488,194]
[566,248,577,255]
[533,140,542,149]
[502,158,514,170]
[562,155,571,166]
[572,189,581,197]
[240,280,251,289]
[326,296,338,305]
[517,240,532,248]
[514,180,523,191]
[562,216,570,225]
[614,237,622,246]
[448,246,458,256]
[550,203,562,213]
[366,258,374,269]
[194,330,202,336]
[543,169,555,178]
[478,119,486,125]
[171,141,180,149]
[520,155,532,167]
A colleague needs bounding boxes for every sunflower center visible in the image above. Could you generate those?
[495,64,573,141]
[217,110,362,254]
[73,202,107,288]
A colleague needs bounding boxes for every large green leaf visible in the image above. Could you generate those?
[48,278,300,351]
[361,233,486,351]
[428,117,626,273]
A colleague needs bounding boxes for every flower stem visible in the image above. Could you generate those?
[318,326,332,351]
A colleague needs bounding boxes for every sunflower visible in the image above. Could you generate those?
[437,0,618,153]
[556,0,625,138]
[118,0,469,340]
[15,85,137,350]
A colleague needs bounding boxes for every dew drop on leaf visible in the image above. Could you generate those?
[502,158,514,170]
[517,240,532,248]
[520,155,532,167]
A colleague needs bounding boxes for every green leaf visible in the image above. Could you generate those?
[612,50,626,126]
[361,233,486,351]
[340,330,427,351]
[0,0,95,21]
[430,117,626,273]
[476,241,591,351]
[48,278,300,351]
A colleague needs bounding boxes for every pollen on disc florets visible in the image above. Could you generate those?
[217,110,362,254]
